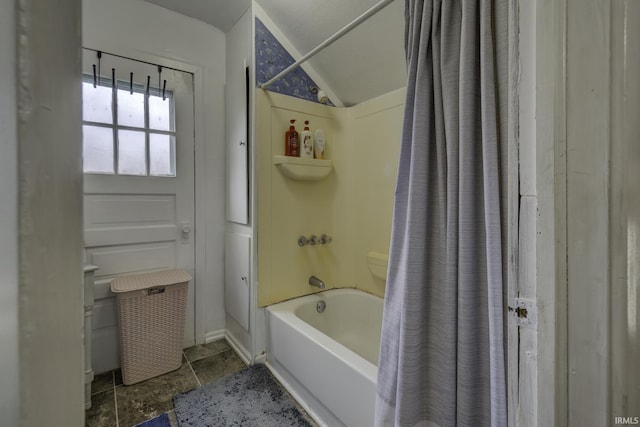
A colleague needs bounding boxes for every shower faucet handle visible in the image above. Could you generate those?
[320,234,333,245]
[299,234,331,246]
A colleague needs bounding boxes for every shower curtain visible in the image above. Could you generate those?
[375,0,508,426]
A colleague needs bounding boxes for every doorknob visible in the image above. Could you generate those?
[180,222,192,242]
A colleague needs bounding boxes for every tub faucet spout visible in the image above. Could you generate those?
[309,275,325,289]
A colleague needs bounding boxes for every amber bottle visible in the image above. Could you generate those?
[285,119,299,157]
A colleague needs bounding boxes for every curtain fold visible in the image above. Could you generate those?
[375,0,507,426]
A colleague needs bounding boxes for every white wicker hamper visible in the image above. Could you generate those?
[111,269,191,385]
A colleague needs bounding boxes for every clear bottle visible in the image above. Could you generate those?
[314,129,325,159]
[300,120,314,158]
[285,119,299,157]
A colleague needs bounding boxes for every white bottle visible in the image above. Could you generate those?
[300,120,314,158]
[314,129,325,159]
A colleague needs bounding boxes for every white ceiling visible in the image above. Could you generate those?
[144,0,406,106]
[144,0,251,33]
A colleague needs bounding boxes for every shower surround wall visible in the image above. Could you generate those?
[350,90,404,297]
[257,91,353,306]
[257,89,404,306]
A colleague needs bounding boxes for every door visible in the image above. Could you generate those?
[225,65,250,224]
[224,232,251,331]
[81,50,196,373]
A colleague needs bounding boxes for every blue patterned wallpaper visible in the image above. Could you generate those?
[255,18,334,106]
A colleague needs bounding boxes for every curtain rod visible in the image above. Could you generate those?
[258,0,396,89]
[82,47,193,75]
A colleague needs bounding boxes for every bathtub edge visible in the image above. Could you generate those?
[265,360,339,427]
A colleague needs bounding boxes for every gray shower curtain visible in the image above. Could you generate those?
[375,0,508,426]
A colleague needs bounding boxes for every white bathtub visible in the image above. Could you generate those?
[266,288,383,427]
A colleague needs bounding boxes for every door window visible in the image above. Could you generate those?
[82,77,176,177]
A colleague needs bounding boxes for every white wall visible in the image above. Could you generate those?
[0,0,19,424]
[82,0,228,339]
[565,0,610,424]
[17,0,85,425]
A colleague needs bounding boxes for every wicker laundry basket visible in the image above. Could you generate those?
[111,269,191,385]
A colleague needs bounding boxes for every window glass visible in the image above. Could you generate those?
[82,71,177,176]
[149,94,173,131]
[118,130,146,175]
[149,133,175,176]
[83,125,114,173]
[117,88,145,128]
[82,82,112,124]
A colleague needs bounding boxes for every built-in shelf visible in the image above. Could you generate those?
[273,155,333,181]
[366,251,389,280]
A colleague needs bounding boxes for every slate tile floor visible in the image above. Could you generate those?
[86,339,247,427]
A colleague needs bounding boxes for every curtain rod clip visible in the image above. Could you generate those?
[96,50,102,87]
[157,66,162,99]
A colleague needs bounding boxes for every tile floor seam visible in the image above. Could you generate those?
[184,348,202,388]
[113,371,120,427]
[208,347,228,358]
[187,358,202,388]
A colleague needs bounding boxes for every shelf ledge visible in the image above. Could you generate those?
[273,155,333,181]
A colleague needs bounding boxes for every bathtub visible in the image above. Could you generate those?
[266,288,383,427]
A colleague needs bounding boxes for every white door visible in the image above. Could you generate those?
[224,232,251,331]
[81,51,196,373]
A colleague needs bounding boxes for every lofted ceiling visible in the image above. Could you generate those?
[255,0,406,106]
[144,0,406,106]
[144,0,251,33]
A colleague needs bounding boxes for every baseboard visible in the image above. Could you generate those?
[253,353,267,365]
[204,328,264,367]
[204,329,225,344]
[224,330,252,366]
